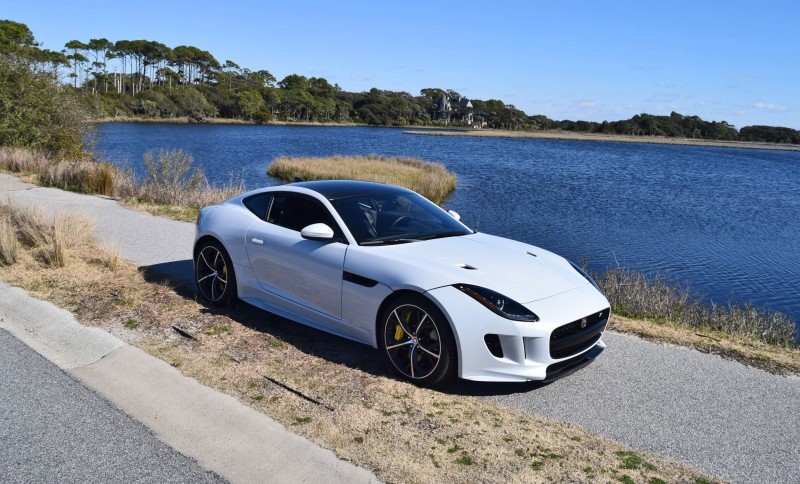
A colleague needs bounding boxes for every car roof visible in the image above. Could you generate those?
[287,180,411,201]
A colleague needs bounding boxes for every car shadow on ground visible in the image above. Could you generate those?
[139,260,390,378]
[139,260,553,397]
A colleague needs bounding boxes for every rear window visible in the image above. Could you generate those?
[243,193,272,220]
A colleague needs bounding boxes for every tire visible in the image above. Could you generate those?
[195,240,237,306]
[379,294,457,387]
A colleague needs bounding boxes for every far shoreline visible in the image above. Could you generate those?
[93,117,800,153]
[403,129,800,152]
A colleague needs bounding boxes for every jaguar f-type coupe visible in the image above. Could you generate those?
[194,180,610,386]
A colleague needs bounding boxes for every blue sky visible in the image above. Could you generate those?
[6,0,800,129]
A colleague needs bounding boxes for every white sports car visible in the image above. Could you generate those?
[194,180,610,386]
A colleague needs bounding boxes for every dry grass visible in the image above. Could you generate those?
[0,209,718,484]
[0,147,116,196]
[0,200,94,268]
[268,155,458,204]
[595,267,798,348]
[3,201,52,248]
[0,211,18,265]
[40,160,117,196]
[0,147,50,173]
[113,149,244,220]
[0,147,241,222]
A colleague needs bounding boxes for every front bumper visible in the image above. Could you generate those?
[426,284,610,382]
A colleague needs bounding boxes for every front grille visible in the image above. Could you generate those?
[549,308,609,359]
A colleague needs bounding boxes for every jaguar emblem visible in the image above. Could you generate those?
[580,318,588,328]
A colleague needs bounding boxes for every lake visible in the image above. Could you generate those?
[96,123,800,330]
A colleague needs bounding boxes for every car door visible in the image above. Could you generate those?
[245,193,346,319]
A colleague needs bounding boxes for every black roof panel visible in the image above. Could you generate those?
[289,180,411,200]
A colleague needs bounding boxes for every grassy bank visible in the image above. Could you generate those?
[268,155,458,205]
[0,199,718,484]
[404,129,800,153]
[597,267,799,374]
[0,147,242,221]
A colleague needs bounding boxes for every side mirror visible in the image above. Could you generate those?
[447,210,461,221]
[300,223,335,241]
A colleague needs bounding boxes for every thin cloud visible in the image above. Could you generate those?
[755,102,787,112]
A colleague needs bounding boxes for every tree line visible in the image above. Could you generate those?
[2,19,798,146]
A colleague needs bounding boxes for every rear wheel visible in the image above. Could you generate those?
[379,295,456,387]
[195,240,237,306]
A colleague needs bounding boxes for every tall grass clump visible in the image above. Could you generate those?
[40,160,117,196]
[596,267,798,348]
[0,147,49,174]
[0,211,19,265]
[5,201,52,248]
[114,149,244,209]
[268,155,458,204]
[0,200,95,268]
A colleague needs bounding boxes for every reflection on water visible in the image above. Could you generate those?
[97,123,800,330]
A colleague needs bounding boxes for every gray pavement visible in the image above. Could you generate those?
[2,173,800,483]
[0,328,223,484]
[479,333,800,484]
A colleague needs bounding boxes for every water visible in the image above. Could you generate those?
[96,123,800,330]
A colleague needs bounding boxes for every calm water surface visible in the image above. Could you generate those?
[96,123,800,330]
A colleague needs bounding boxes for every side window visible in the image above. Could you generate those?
[267,194,342,236]
[243,193,272,221]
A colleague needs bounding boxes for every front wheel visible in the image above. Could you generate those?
[195,240,237,306]
[379,295,457,387]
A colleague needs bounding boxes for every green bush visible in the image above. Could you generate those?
[0,53,92,158]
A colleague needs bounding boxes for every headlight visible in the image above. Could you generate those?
[569,261,602,292]
[454,284,539,322]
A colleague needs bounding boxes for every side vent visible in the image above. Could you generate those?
[484,334,504,358]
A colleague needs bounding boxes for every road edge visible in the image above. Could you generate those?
[0,282,378,483]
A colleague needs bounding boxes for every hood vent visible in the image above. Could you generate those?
[458,264,478,270]
[527,251,537,257]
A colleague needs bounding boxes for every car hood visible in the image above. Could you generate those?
[344,232,590,303]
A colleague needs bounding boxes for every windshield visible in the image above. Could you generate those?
[331,191,472,245]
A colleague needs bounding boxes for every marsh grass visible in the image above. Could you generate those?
[0,147,242,222]
[40,160,117,196]
[0,147,49,173]
[596,267,798,348]
[268,155,458,204]
[114,149,245,219]
[0,147,116,196]
[0,212,18,265]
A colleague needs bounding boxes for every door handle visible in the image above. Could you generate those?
[251,238,264,245]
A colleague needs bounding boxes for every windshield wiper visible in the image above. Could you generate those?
[360,238,422,246]
[418,231,468,241]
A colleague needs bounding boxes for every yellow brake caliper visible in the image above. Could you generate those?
[394,310,411,341]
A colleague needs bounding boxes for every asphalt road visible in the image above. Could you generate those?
[0,329,223,484]
[3,174,800,483]
[473,333,800,483]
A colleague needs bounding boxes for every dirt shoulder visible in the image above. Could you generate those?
[404,129,800,152]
